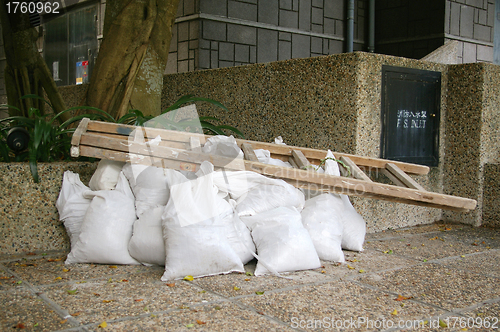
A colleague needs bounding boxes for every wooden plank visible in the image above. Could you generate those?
[241,143,259,162]
[380,168,406,187]
[292,150,312,170]
[340,156,372,182]
[189,137,202,153]
[385,163,426,191]
[70,117,90,157]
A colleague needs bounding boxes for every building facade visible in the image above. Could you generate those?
[0,0,498,107]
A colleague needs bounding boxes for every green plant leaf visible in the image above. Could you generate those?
[216,125,245,138]
[20,94,53,109]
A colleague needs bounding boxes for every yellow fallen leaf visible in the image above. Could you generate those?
[54,277,62,280]
[439,319,448,327]
[186,323,194,328]
[60,319,68,324]
[391,309,397,315]
[184,275,194,281]
[109,266,117,269]
[347,265,355,270]
[102,300,113,303]
[196,320,206,325]
[98,321,107,328]
[321,270,326,274]
[244,278,251,281]
[358,270,365,273]
[62,268,70,272]
[233,286,240,291]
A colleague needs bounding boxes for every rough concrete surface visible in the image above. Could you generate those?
[1,222,499,331]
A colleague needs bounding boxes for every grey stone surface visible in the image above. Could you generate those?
[311,6,323,25]
[279,9,299,29]
[257,29,278,62]
[200,0,227,16]
[202,20,227,42]
[278,40,291,60]
[2,225,498,331]
[460,5,475,38]
[234,44,250,62]
[291,34,310,59]
[228,0,257,21]
[258,0,279,25]
[219,42,234,61]
[324,0,344,20]
[473,23,492,41]
[298,0,311,30]
[227,24,257,45]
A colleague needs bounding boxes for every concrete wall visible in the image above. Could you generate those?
[443,62,500,226]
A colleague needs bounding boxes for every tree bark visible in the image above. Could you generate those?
[86,0,179,119]
[0,0,67,118]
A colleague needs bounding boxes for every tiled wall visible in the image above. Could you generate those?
[166,0,367,73]
[445,0,495,63]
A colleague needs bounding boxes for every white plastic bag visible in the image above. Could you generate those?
[301,194,345,262]
[254,149,292,168]
[132,166,170,217]
[128,206,165,265]
[323,151,366,251]
[340,195,366,252]
[56,171,92,250]
[161,162,244,280]
[89,159,126,190]
[65,172,139,265]
[241,207,321,276]
[235,183,305,216]
[202,135,244,159]
[121,162,149,188]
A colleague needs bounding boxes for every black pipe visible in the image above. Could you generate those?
[346,0,355,52]
[368,0,375,52]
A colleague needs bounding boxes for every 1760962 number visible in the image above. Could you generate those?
[6,2,60,14]
[448,316,498,329]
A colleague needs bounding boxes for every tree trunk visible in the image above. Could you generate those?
[0,0,67,118]
[86,0,179,119]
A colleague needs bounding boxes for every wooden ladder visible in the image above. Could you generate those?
[71,119,477,212]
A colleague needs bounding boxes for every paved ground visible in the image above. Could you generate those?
[1,222,499,332]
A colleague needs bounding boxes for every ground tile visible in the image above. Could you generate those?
[358,263,500,311]
[42,272,222,325]
[364,232,492,261]
[365,223,462,241]
[4,254,157,287]
[439,227,500,248]
[238,280,444,332]
[87,301,295,332]
[0,288,66,331]
[192,269,331,298]
[312,249,417,278]
[438,250,500,278]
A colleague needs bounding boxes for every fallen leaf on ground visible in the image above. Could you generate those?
[15,323,25,329]
[102,300,113,303]
[347,265,355,270]
[62,268,70,272]
[244,278,251,281]
[439,319,448,327]
[183,275,194,281]
[109,265,117,269]
[60,319,67,324]
[98,321,107,328]
[134,299,143,302]
[54,277,62,280]
[196,320,206,325]
[186,324,194,328]
[166,283,175,287]
[391,309,397,315]
[66,289,78,295]
[394,295,413,301]
[233,286,240,291]
[255,291,265,295]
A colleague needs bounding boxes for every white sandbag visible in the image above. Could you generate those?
[128,206,165,265]
[340,195,366,252]
[323,151,366,251]
[66,172,139,265]
[301,194,345,262]
[254,149,292,168]
[161,162,244,280]
[121,162,149,188]
[56,171,92,250]
[202,135,244,159]
[241,207,321,276]
[235,183,305,216]
[89,159,126,190]
[132,166,170,217]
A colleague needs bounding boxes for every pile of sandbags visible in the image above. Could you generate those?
[57,136,366,280]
